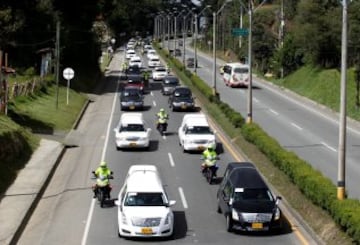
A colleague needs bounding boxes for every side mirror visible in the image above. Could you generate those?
[147,128,152,133]
[114,200,121,206]
[275,196,282,205]
[229,198,234,206]
[168,200,176,206]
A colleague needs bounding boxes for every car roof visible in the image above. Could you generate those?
[182,113,208,126]
[120,113,144,125]
[225,62,249,68]
[126,165,164,192]
[225,162,268,189]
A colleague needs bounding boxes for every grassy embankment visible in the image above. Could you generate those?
[0,51,115,196]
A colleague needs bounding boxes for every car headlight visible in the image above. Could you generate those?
[164,213,171,225]
[274,207,281,220]
[232,209,239,221]
[121,212,128,225]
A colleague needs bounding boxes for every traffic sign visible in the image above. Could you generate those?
[232,28,249,36]
[63,67,74,80]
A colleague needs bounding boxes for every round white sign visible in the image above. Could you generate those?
[63,67,75,80]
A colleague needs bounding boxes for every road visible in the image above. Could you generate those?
[16,49,318,244]
[175,40,360,200]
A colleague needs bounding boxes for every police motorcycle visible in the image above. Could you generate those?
[201,155,219,184]
[156,112,169,136]
[92,171,114,208]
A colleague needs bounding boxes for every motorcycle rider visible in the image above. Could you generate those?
[201,144,218,174]
[156,108,169,131]
[93,161,113,198]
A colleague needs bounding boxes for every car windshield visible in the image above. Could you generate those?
[119,124,145,132]
[155,68,166,72]
[174,89,191,98]
[122,90,141,98]
[185,126,212,134]
[234,67,248,74]
[233,188,274,202]
[124,192,166,206]
[164,78,178,85]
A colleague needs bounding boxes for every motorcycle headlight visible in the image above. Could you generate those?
[274,207,281,220]
[164,213,171,225]
[232,209,239,221]
[121,212,128,225]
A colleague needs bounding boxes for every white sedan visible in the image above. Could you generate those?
[152,67,168,81]
[113,113,151,150]
[126,49,136,60]
[178,113,216,152]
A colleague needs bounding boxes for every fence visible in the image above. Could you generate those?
[0,78,47,114]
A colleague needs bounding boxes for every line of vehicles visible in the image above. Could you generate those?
[94,37,284,239]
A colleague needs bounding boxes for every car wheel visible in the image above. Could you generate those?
[226,214,233,232]
[116,146,120,151]
[217,205,222,214]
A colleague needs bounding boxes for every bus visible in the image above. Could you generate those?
[222,62,249,87]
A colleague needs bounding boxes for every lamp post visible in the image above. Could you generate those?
[213,0,233,96]
[337,0,349,201]
[194,5,211,73]
[174,10,185,56]
[182,9,195,66]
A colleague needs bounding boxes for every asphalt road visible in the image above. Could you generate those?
[16,49,318,245]
[175,40,360,200]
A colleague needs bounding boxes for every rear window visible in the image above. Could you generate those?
[120,124,145,132]
[185,126,212,135]
[234,188,274,202]
[234,67,248,74]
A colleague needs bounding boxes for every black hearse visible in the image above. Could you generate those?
[217,162,282,233]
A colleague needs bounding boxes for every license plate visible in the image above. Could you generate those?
[252,223,263,229]
[181,105,187,109]
[129,142,137,147]
[141,227,153,234]
[129,105,135,110]
[198,146,205,150]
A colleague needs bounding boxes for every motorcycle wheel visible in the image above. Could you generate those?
[99,191,105,208]
[206,169,213,184]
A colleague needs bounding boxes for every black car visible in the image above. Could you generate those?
[120,86,144,111]
[161,76,179,95]
[126,65,142,76]
[217,162,282,233]
[186,58,195,68]
[168,86,195,111]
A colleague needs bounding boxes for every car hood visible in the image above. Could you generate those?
[123,206,171,218]
[232,200,276,213]
[121,96,142,102]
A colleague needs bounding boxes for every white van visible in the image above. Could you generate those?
[115,165,176,238]
[222,62,249,87]
[178,113,216,152]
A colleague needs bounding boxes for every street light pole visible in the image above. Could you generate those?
[194,13,198,73]
[246,0,253,124]
[337,0,348,200]
[167,14,171,53]
[212,11,217,96]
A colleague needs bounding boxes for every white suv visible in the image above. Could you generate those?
[178,113,216,152]
[115,165,176,238]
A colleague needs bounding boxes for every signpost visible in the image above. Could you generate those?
[62,67,74,105]
[232,28,249,36]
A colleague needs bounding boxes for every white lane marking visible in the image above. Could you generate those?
[168,152,175,167]
[253,97,259,103]
[256,80,360,137]
[269,109,279,115]
[321,141,337,152]
[178,187,188,209]
[150,91,154,96]
[81,77,120,245]
[153,100,157,107]
[291,122,303,131]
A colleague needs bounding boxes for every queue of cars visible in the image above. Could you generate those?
[111,38,282,239]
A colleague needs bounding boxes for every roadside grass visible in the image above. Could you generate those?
[272,66,360,121]
[8,84,87,131]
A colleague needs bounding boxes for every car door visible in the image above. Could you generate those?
[178,123,187,145]
[219,179,233,215]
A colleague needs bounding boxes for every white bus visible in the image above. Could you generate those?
[222,62,249,87]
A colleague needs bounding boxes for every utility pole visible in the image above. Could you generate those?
[239,6,243,48]
[194,13,198,73]
[279,0,285,78]
[246,0,253,124]
[55,20,60,109]
[337,0,348,200]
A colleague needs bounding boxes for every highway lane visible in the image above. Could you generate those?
[17,49,315,245]
[178,41,360,199]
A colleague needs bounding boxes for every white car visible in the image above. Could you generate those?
[152,66,168,81]
[127,42,135,50]
[178,113,216,152]
[126,49,136,60]
[147,49,156,59]
[115,165,176,238]
[113,113,151,150]
[129,56,142,68]
[148,55,161,68]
